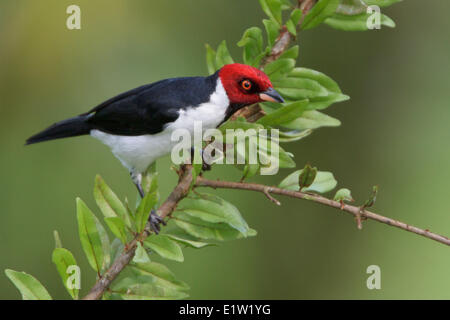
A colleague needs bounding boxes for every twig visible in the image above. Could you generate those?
[232,0,317,122]
[194,176,450,246]
[83,165,194,300]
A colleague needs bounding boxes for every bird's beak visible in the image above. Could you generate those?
[259,87,285,103]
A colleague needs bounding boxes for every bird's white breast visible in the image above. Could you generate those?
[91,79,230,173]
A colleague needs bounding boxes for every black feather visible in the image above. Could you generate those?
[26,115,91,145]
[85,72,220,135]
[26,71,220,144]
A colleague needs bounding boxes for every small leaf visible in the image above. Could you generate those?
[219,117,264,132]
[105,217,128,244]
[286,8,303,35]
[334,188,354,202]
[215,40,234,69]
[257,100,308,126]
[53,230,63,249]
[279,169,337,193]
[238,27,265,66]
[279,45,299,60]
[259,0,283,26]
[142,163,159,196]
[52,248,79,299]
[302,0,340,30]
[94,175,132,228]
[282,110,341,130]
[242,163,260,181]
[5,269,52,300]
[299,164,318,191]
[117,284,189,300]
[177,193,249,234]
[133,242,151,263]
[363,186,378,209]
[144,235,184,262]
[166,235,213,249]
[173,212,257,241]
[135,192,158,233]
[129,262,190,291]
[264,58,296,81]
[277,129,312,143]
[205,44,217,74]
[76,198,106,273]
[325,12,395,31]
[263,19,280,49]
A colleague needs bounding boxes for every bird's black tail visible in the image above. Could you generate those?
[26,115,91,145]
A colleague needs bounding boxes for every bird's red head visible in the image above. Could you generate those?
[219,63,284,106]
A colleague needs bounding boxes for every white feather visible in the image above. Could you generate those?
[90,79,229,173]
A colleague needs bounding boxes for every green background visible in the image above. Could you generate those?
[1,0,450,299]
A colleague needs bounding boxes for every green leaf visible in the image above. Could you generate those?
[279,169,337,193]
[177,193,249,234]
[133,242,151,263]
[299,164,318,191]
[282,110,341,130]
[5,269,52,300]
[286,8,303,35]
[257,100,309,126]
[116,283,189,300]
[259,0,283,26]
[242,163,260,180]
[264,58,296,81]
[135,191,158,233]
[110,238,125,263]
[94,175,132,228]
[205,44,217,74]
[173,212,256,241]
[129,262,190,291]
[279,45,299,60]
[52,248,79,299]
[215,40,234,69]
[325,12,395,31]
[219,117,264,132]
[144,234,184,262]
[263,19,280,49]
[53,230,63,248]
[364,0,402,7]
[166,235,213,249]
[105,217,128,244]
[76,198,108,273]
[273,67,349,109]
[238,27,265,67]
[363,186,378,209]
[277,129,312,142]
[334,188,354,202]
[302,0,340,30]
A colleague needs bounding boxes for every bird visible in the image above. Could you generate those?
[26,63,284,232]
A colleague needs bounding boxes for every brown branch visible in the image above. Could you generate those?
[83,165,194,300]
[195,176,450,246]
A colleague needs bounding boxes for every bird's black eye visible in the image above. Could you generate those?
[241,79,252,91]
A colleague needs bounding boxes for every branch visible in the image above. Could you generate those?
[232,0,317,122]
[194,176,450,246]
[83,165,194,300]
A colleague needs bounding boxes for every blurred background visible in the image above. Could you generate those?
[1,0,450,299]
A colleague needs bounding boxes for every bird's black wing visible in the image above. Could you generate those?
[84,73,219,136]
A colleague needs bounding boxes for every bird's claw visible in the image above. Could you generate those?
[149,210,166,234]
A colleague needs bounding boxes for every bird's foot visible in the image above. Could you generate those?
[202,161,211,171]
[148,210,166,234]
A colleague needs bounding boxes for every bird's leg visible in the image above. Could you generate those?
[131,172,145,198]
[148,210,166,234]
[131,171,165,234]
